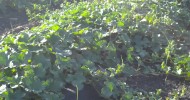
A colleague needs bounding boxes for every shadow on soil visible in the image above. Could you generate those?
[63,84,106,100]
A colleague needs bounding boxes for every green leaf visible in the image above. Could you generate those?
[55,48,72,57]
[127,47,134,62]
[122,92,133,100]
[3,35,16,44]
[117,21,124,27]
[17,33,30,43]
[0,71,4,79]
[66,73,86,90]
[18,52,25,61]
[106,81,114,92]
[1,91,10,100]
[27,45,43,53]
[9,89,25,100]
[70,9,79,15]
[101,86,113,98]
[101,81,115,98]
[73,28,89,35]
[42,92,62,100]
[33,64,47,78]
[50,24,60,31]
[48,78,65,91]
[3,67,17,77]
[46,33,61,44]
[32,53,51,68]
[0,52,7,66]
[81,10,90,18]
[23,76,45,92]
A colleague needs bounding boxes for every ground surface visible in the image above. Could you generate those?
[0,8,28,35]
[126,74,190,99]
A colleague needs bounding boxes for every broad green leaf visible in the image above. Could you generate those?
[50,24,60,31]
[1,91,10,100]
[46,33,61,44]
[101,86,113,98]
[122,92,133,100]
[32,53,51,68]
[27,45,43,53]
[3,68,16,77]
[3,35,16,44]
[33,64,47,78]
[73,28,88,35]
[55,48,72,57]
[101,81,115,98]
[70,9,79,15]
[9,89,25,100]
[42,92,62,100]
[0,71,3,79]
[48,78,65,91]
[187,72,190,78]
[117,21,124,27]
[18,52,25,61]
[81,10,90,18]
[66,73,86,90]
[23,76,45,92]
[0,52,7,66]
[106,81,114,92]
[120,33,130,44]
[17,33,29,43]
[0,0,188,99]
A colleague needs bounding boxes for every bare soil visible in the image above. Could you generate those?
[0,8,28,33]
[126,74,190,99]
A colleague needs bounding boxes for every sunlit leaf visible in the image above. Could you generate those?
[81,10,90,18]
[50,24,60,31]
[117,21,124,27]
[0,85,6,94]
